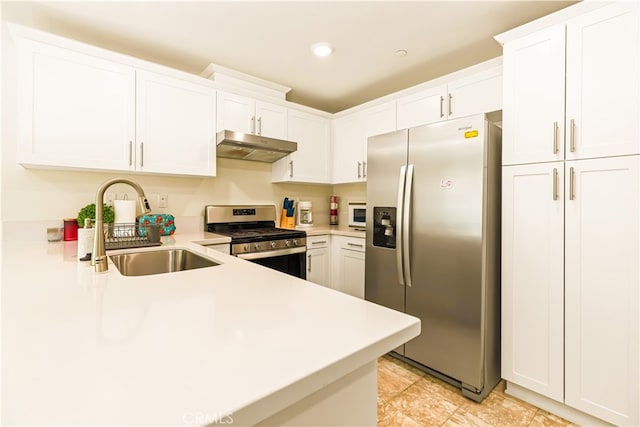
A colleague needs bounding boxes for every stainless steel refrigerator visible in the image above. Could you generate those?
[365,112,501,402]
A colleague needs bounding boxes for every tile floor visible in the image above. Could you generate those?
[377,355,576,427]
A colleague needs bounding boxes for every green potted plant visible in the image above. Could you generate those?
[77,203,115,228]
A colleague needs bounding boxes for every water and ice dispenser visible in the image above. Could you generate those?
[372,207,396,249]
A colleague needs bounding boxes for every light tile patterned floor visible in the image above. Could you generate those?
[377,355,576,427]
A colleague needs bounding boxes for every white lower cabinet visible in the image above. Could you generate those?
[502,156,640,426]
[306,235,330,287]
[331,235,365,299]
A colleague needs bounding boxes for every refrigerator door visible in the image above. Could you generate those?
[365,129,408,349]
[404,115,487,388]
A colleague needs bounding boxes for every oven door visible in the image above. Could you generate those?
[237,247,306,279]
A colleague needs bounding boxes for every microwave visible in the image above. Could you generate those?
[348,202,367,228]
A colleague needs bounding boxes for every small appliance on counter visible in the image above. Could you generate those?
[330,196,338,225]
[297,201,313,226]
[348,201,366,228]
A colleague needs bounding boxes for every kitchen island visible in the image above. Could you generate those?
[1,224,420,426]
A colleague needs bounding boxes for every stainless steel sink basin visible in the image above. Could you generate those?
[109,248,220,277]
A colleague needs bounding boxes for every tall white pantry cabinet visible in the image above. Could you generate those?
[498,2,639,426]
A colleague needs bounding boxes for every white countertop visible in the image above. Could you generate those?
[297,225,366,238]
[1,224,419,426]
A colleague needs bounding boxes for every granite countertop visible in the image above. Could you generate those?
[296,225,366,238]
[1,223,418,426]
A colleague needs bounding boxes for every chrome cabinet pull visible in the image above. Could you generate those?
[440,96,445,118]
[251,116,256,134]
[357,161,362,179]
[347,242,364,248]
[363,161,367,179]
[289,160,294,178]
[396,165,407,286]
[311,240,327,245]
[307,254,311,272]
[569,167,575,200]
[140,142,144,167]
[257,117,262,135]
[448,93,453,116]
[570,119,576,152]
[553,168,559,200]
[129,141,133,166]
[553,121,559,154]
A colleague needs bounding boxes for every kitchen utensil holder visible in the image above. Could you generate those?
[103,223,162,250]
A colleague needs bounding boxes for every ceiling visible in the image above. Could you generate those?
[8,1,577,113]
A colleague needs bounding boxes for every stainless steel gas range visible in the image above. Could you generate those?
[204,205,307,279]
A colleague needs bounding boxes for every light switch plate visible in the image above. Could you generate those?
[159,194,168,208]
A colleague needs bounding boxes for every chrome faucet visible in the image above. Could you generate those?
[92,178,152,273]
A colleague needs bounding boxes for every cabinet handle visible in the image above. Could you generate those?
[251,116,256,134]
[257,117,262,135]
[363,161,367,178]
[289,160,294,178]
[357,162,362,179]
[570,119,576,152]
[129,141,133,166]
[440,96,445,118]
[448,93,453,116]
[307,254,311,272]
[347,242,364,248]
[569,166,575,200]
[311,240,327,245]
[553,121,559,154]
[140,142,144,167]
[553,168,559,200]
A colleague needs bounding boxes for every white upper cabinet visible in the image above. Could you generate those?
[15,33,217,177]
[332,101,396,184]
[396,61,502,130]
[135,70,216,176]
[217,91,287,139]
[502,25,566,165]
[17,39,136,171]
[502,2,639,166]
[565,2,640,160]
[272,109,330,183]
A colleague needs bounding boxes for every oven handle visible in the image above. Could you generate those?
[236,246,306,260]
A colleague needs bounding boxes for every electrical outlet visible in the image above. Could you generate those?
[159,194,168,208]
[105,193,115,206]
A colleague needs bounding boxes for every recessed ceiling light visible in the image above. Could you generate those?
[395,49,408,57]
[311,42,334,57]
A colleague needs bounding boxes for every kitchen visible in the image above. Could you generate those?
[2,1,639,426]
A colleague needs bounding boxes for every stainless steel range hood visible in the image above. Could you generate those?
[216,130,297,163]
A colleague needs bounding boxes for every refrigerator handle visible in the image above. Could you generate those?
[396,165,407,286]
[403,164,414,287]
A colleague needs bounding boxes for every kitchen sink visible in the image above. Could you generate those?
[109,248,220,277]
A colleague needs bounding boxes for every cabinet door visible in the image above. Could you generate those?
[502,25,565,166]
[447,65,502,120]
[363,101,396,181]
[255,101,287,139]
[332,113,364,183]
[396,84,447,129]
[17,39,135,171]
[341,249,365,299]
[273,109,330,183]
[216,92,254,134]
[501,163,564,402]
[566,2,639,160]
[565,156,639,426]
[307,247,330,287]
[135,71,216,176]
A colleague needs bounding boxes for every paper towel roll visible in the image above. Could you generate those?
[77,227,94,260]
[114,200,136,224]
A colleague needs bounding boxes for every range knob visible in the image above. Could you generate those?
[270,241,277,249]
[243,244,250,252]
[254,242,261,251]
[293,239,299,246]
[284,240,292,247]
